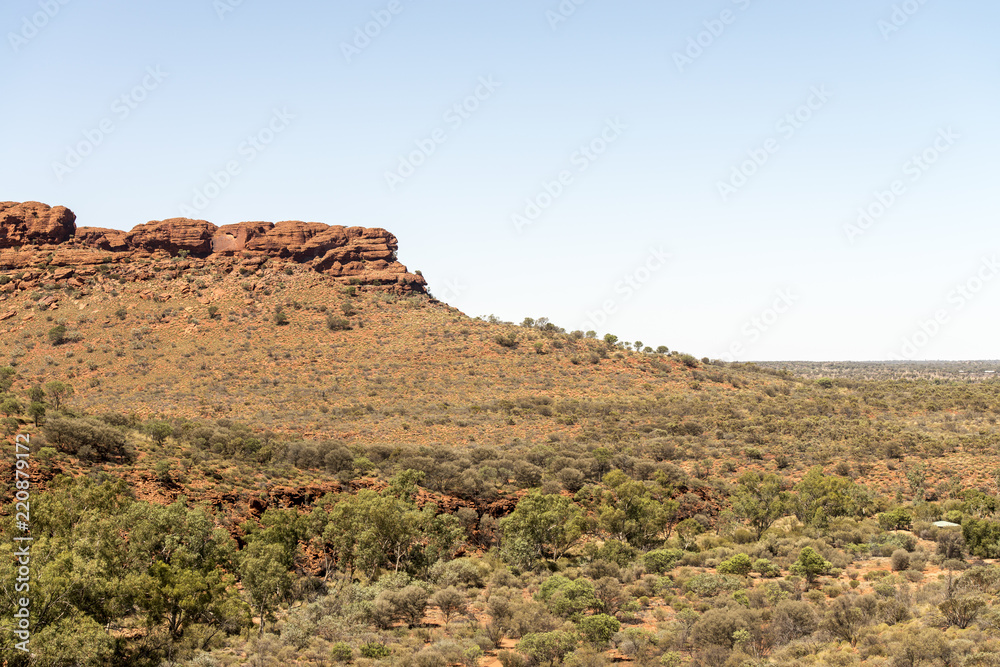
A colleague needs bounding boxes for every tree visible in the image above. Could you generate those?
[793,466,874,526]
[0,366,15,392]
[0,396,22,416]
[28,401,46,426]
[501,492,587,567]
[731,471,789,540]
[431,586,467,625]
[144,420,173,445]
[536,575,597,618]
[44,381,74,410]
[238,541,291,635]
[27,384,44,403]
[823,595,872,647]
[938,596,986,628]
[597,478,675,549]
[789,547,831,584]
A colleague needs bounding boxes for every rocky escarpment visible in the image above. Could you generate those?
[0,202,426,293]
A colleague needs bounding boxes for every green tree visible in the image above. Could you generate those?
[501,492,587,567]
[44,381,74,410]
[793,466,874,526]
[789,547,831,584]
[536,575,597,618]
[238,541,291,635]
[28,401,46,426]
[0,366,15,392]
[597,477,677,549]
[0,395,22,416]
[144,420,173,445]
[731,471,789,540]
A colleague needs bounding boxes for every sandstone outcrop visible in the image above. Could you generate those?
[124,218,217,256]
[0,201,76,247]
[0,203,426,293]
[75,227,128,251]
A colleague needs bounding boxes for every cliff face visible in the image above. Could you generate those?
[0,203,426,293]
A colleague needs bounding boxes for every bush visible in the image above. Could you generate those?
[327,315,351,331]
[890,549,910,571]
[717,553,753,576]
[878,508,912,530]
[48,324,67,345]
[495,333,518,348]
[274,312,289,326]
[498,650,526,667]
[359,642,390,659]
[578,614,620,644]
[43,417,131,462]
[643,549,683,574]
[518,631,578,665]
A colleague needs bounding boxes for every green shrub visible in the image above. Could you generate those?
[495,333,518,348]
[643,549,683,574]
[578,613,620,644]
[359,642,390,659]
[327,315,351,331]
[717,553,753,577]
[878,508,912,531]
[48,324,67,345]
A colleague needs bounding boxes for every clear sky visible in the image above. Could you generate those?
[3,0,997,361]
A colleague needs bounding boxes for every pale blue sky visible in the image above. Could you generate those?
[3,0,997,360]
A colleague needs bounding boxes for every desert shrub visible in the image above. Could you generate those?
[518,631,578,665]
[682,573,742,597]
[359,642,391,659]
[578,614,620,645]
[754,558,781,577]
[691,607,759,648]
[327,315,351,331]
[495,333,518,348]
[643,549,683,574]
[429,558,487,588]
[890,549,910,571]
[330,642,353,662]
[878,508,912,530]
[717,553,753,576]
[43,417,131,462]
[498,650,526,667]
[372,585,430,628]
[536,575,597,618]
[431,587,467,623]
[771,599,818,645]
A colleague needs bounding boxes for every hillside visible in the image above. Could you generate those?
[3,202,1000,666]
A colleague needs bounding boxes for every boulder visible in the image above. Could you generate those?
[0,201,76,247]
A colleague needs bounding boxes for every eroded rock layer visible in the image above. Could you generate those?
[0,203,426,293]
